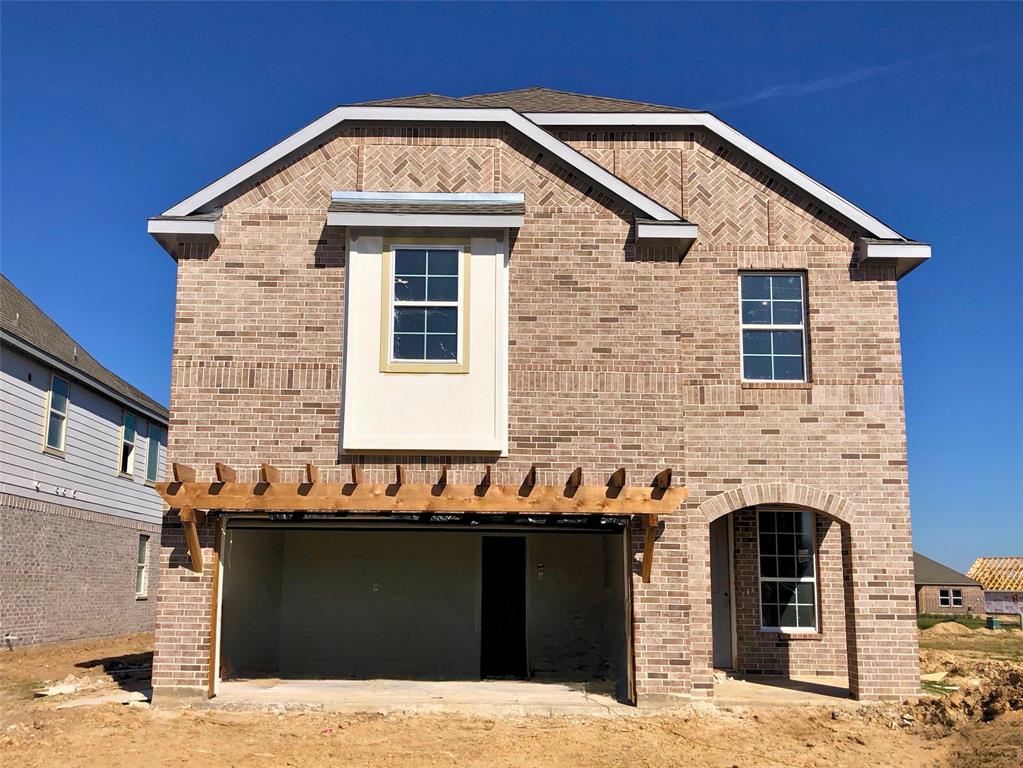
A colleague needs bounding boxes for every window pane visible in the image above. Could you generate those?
[742,300,771,324]
[758,510,775,532]
[759,533,776,555]
[426,307,457,334]
[394,249,427,275]
[425,334,458,360]
[761,582,777,604]
[795,582,814,604]
[147,429,160,481]
[777,534,795,555]
[743,355,773,380]
[743,330,771,355]
[760,556,777,577]
[427,276,458,302]
[777,512,794,532]
[762,603,779,628]
[779,601,798,628]
[771,275,802,300]
[394,307,426,332]
[796,604,816,628]
[772,330,803,356]
[394,275,426,301]
[741,275,771,300]
[51,377,69,413]
[136,565,145,595]
[138,535,149,564]
[772,301,803,325]
[428,249,458,276]
[121,443,134,475]
[393,333,425,360]
[777,556,797,578]
[773,355,804,381]
[46,413,64,449]
[123,413,136,442]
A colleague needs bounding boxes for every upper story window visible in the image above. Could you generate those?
[740,273,808,382]
[758,508,818,631]
[145,424,162,484]
[384,243,468,372]
[43,373,70,453]
[119,411,137,477]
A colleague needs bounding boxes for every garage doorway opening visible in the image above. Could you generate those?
[217,518,633,701]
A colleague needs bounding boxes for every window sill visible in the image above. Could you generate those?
[135,595,148,601]
[759,627,821,639]
[42,446,66,459]
[117,472,136,481]
[741,381,813,390]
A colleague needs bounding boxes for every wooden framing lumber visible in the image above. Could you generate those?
[641,514,658,583]
[305,463,321,484]
[172,463,196,483]
[567,467,583,487]
[351,463,363,484]
[609,468,626,488]
[158,478,687,517]
[260,464,280,483]
[654,468,672,490]
[178,508,204,572]
[214,463,236,483]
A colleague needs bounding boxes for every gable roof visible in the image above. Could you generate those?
[913,552,981,587]
[151,87,922,246]
[967,557,1023,592]
[0,275,168,422]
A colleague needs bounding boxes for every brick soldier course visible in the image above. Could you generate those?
[149,88,926,704]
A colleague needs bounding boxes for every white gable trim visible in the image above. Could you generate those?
[526,112,904,240]
[327,211,524,229]
[160,107,681,222]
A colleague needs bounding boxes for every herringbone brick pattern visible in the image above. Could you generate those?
[362,145,495,193]
[617,149,684,218]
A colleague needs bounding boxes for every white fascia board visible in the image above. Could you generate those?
[527,112,904,240]
[146,218,220,238]
[331,191,524,204]
[636,221,699,240]
[0,331,169,425]
[160,107,680,222]
[326,211,524,229]
[857,239,931,278]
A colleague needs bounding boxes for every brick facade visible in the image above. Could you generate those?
[154,122,919,703]
[915,584,985,615]
[0,492,160,646]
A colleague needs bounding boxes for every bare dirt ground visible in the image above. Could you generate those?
[1,627,1021,768]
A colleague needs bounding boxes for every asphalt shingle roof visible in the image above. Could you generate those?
[0,274,168,420]
[351,87,696,113]
[913,552,981,587]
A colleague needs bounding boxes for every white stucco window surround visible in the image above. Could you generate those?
[341,231,510,454]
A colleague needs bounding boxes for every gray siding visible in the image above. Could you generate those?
[0,345,166,524]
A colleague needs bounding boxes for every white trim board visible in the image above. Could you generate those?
[159,107,681,222]
[527,112,905,240]
[327,211,524,229]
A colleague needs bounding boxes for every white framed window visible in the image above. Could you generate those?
[740,273,808,382]
[135,534,150,597]
[387,245,465,367]
[939,588,963,607]
[43,373,70,453]
[119,411,137,477]
[145,424,162,484]
[757,508,818,631]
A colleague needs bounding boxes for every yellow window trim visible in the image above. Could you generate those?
[379,236,471,374]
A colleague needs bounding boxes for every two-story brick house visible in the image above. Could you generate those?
[1,275,168,646]
[147,88,928,706]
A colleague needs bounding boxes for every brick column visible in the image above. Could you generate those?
[685,508,715,697]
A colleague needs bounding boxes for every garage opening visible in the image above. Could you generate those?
[218,517,631,699]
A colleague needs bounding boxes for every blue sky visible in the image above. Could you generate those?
[2,2,1020,570]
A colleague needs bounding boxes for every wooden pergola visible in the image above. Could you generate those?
[157,462,688,583]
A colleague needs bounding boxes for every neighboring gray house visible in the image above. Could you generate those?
[0,275,168,647]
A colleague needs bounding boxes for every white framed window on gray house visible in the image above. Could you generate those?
[119,411,137,477]
[740,273,808,382]
[939,588,963,607]
[135,534,150,598]
[145,424,162,485]
[43,373,70,453]
[389,246,463,364]
[757,508,818,631]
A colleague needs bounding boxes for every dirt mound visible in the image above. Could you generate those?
[922,621,974,636]
[908,668,1023,731]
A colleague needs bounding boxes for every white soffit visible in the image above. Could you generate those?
[526,112,904,240]
[159,107,681,222]
[636,221,699,241]
[857,238,931,278]
[327,212,525,228]
[146,218,220,237]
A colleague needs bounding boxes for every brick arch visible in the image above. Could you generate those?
[697,482,857,526]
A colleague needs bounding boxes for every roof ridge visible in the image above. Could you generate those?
[459,86,686,111]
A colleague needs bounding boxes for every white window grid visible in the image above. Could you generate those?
[739,272,809,383]
[388,246,464,364]
[939,588,963,607]
[756,507,819,632]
